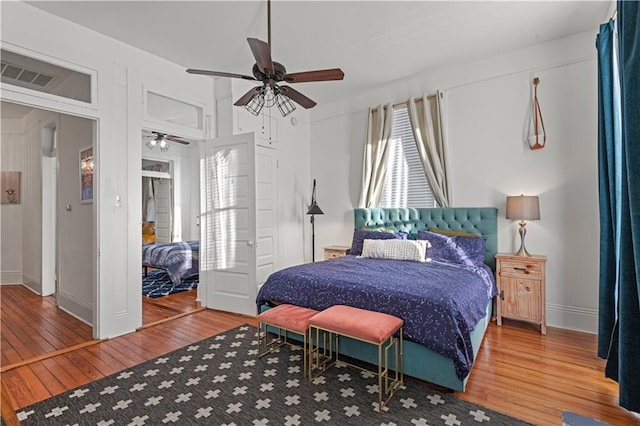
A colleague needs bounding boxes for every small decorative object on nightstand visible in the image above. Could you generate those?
[323,245,351,260]
[495,253,547,335]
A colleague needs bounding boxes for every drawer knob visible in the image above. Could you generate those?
[526,286,531,292]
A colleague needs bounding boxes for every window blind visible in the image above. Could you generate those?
[379,106,436,208]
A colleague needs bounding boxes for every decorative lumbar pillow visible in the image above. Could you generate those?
[360,226,396,233]
[429,227,478,237]
[417,230,486,267]
[350,228,406,256]
[361,239,430,262]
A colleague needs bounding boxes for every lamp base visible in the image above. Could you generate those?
[514,220,532,257]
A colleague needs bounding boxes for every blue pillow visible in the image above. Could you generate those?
[350,229,406,256]
[417,230,486,267]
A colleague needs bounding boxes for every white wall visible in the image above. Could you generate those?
[310,30,600,333]
[21,108,58,292]
[0,119,24,284]
[275,104,312,267]
[1,2,214,338]
[56,114,94,323]
[1,1,310,334]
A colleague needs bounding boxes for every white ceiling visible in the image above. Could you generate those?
[22,1,611,107]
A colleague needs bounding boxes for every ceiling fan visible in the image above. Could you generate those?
[143,131,190,152]
[186,0,344,117]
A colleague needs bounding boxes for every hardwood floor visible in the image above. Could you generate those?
[1,284,200,368]
[0,285,93,366]
[142,288,201,325]
[2,299,639,424]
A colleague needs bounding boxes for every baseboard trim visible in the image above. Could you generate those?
[21,272,41,293]
[0,271,22,285]
[57,291,93,326]
[547,303,597,334]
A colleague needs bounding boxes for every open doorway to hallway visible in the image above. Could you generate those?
[1,101,96,366]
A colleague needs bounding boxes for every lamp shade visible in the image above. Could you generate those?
[307,202,324,215]
[506,195,540,220]
[306,179,324,215]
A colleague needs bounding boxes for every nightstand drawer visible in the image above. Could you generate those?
[323,246,351,260]
[499,260,542,278]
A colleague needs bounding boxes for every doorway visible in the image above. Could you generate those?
[140,134,202,327]
[0,101,96,365]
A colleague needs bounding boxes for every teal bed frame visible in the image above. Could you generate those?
[352,207,498,391]
[261,207,497,391]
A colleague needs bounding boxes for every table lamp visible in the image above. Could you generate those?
[506,194,540,257]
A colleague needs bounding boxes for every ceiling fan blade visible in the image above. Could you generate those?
[279,86,316,109]
[247,38,274,76]
[284,68,344,83]
[165,135,190,145]
[186,69,256,81]
[234,86,262,107]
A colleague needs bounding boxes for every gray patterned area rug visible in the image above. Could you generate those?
[17,325,530,425]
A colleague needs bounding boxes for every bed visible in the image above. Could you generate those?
[142,240,200,285]
[256,207,497,391]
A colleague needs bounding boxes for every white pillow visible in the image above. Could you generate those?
[360,239,431,262]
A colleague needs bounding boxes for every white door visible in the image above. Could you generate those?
[200,132,257,316]
[255,145,277,287]
[154,178,172,243]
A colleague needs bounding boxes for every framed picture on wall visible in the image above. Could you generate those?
[80,146,94,204]
[1,171,21,204]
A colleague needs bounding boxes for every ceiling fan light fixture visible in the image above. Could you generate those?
[186,0,344,116]
[276,94,296,117]
[245,92,265,116]
[146,133,171,152]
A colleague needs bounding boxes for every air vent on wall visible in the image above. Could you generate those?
[1,61,54,87]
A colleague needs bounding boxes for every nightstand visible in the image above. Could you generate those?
[323,245,351,260]
[495,253,547,335]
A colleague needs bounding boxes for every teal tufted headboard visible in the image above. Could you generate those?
[354,207,498,271]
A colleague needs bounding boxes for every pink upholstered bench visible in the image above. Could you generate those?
[257,304,319,378]
[308,305,404,410]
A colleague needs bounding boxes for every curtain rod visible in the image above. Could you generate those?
[370,93,439,112]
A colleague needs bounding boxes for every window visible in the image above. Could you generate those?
[145,91,203,130]
[379,106,436,208]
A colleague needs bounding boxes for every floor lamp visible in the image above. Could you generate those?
[306,179,324,262]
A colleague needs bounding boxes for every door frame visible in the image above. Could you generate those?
[1,96,99,334]
[41,122,58,296]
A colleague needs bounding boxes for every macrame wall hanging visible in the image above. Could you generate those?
[527,77,546,150]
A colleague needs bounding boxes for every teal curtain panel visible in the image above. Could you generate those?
[597,1,640,413]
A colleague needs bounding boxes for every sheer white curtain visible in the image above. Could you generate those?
[407,92,450,207]
[358,102,394,208]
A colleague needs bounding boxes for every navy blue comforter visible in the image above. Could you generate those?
[142,240,199,285]
[256,256,497,380]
